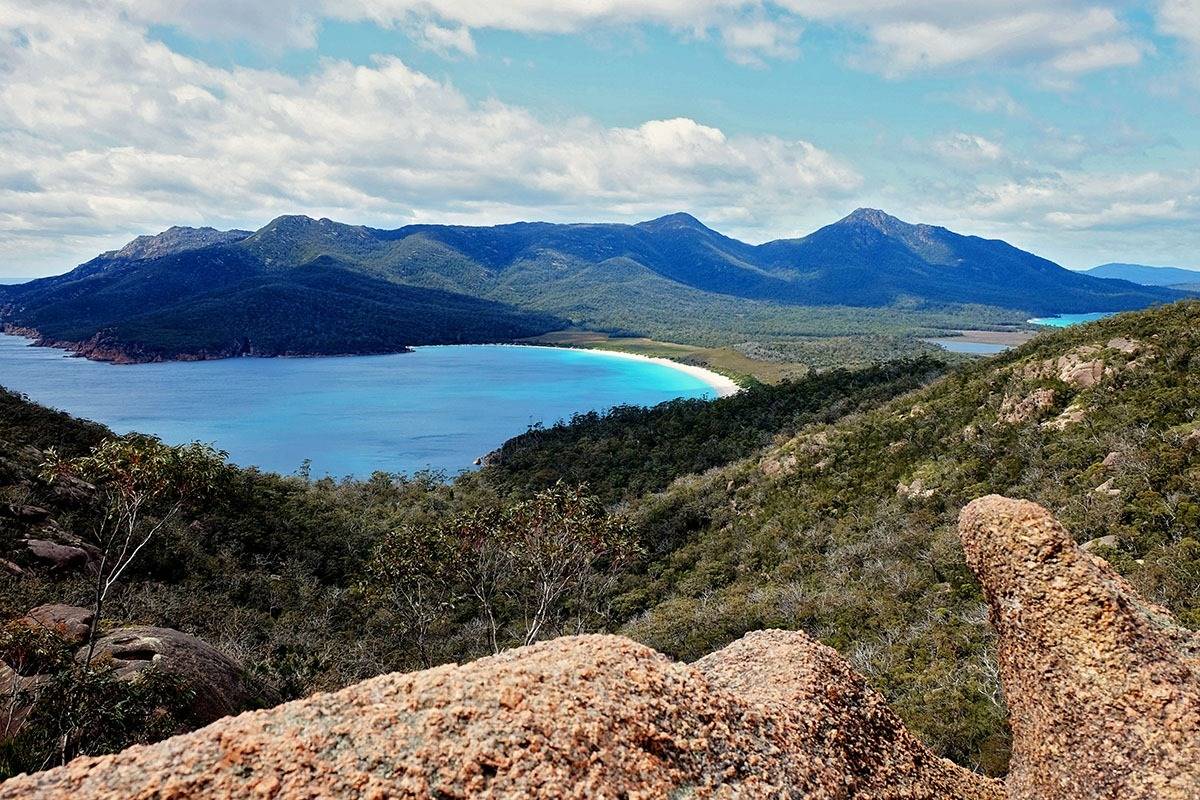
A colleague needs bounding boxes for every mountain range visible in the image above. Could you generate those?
[0,209,1183,362]
[1081,262,1200,288]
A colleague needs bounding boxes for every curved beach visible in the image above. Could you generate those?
[464,342,743,398]
[574,347,742,398]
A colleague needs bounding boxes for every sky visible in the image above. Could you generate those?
[1,1,1198,277]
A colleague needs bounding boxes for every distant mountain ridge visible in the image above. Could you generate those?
[1081,262,1200,288]
[105,226,253,261]
[0,209,1183,362]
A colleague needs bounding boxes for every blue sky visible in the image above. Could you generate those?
[1,1,1198,276]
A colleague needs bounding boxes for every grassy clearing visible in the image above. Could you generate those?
[523,329,971,385]
[523,330,807,384]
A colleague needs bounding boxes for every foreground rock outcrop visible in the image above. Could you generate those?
[960,496,1200,800]
[4,496,1198,798]
[1,630,1001,799]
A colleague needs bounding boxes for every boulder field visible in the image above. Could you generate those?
[2,496,1197,798]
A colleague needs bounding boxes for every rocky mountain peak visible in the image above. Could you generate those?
[637,211,712,232]
[107,226,251,261]
[840,207,916,234]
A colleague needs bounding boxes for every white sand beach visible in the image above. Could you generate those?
[415,342,743,398]
[577,347,742,398]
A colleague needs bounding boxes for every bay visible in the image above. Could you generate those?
[0,337,717,478]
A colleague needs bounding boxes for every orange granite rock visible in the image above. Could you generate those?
[960,496,1200,800]
[7,495,1197,799]
[0,631,1001,799]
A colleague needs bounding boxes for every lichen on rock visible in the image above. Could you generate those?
[0,633,1002,799]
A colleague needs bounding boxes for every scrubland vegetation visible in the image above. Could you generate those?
[3,300,1199,779]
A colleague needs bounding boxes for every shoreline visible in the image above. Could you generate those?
[568,347,742,398]
[415,343,742,398]
[0,329,743,398]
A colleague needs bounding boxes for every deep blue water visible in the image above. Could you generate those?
[0,337,716,477]
[1028,312,1117,327]
[921,338,1010,355]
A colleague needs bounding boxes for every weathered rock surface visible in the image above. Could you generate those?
[21,604,94,645]
[997,387,1055,425]
[0,665,45,740]
[1040,401,1087,431]
[20,538,92,572]
[2,504,50,522]
[5,496,1198,798]
[2,631,1002,799]
[693,631,1001,799]
[897,475,936,499]
[85,626,277,724]
[960,496,1200,800]
[1080,533,1119,552]
[1,610,275,744]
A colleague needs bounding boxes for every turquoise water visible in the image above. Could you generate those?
[1028,312,1116,327]
[921,338,1009,355]
[0,337,716,477]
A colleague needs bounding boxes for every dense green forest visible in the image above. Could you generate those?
[3,300,1199,781]
[1,262,564,361]
[484,358,948,503]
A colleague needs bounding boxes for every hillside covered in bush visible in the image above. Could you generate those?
[613,300,1200,772]
[483,357,948,503]
[3,300,1199,781]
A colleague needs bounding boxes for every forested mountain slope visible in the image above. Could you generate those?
[610,300,1200,772]
[1,210,1180,362]
[483,357,949,504]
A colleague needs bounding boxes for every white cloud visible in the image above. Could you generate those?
[933,132,1005,165]
[942,87,1027,117]
[0,2,860,270]
[1157,0,1200,85]
[1048,39,1146,74]
[1158,0,1200,48]
[84,0,1150,77]
[965,170,1200,231]
[115,0,322,49]
[1045,200,1184,228]
[858,6,1143,77]
[414,21,477,58]
[720,17,802,66]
